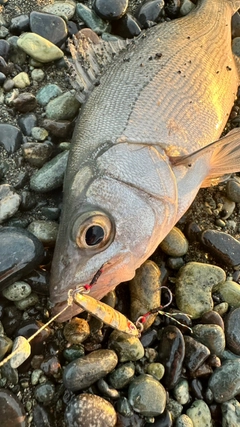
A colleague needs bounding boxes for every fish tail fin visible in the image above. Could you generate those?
[170,128,240,188]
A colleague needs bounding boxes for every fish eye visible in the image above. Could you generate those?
[72,211,114,250]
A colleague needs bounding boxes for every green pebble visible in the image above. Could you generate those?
[192,324,225,356]
[2,281,32,301]
[128,374,166,417]
[160,227,188,257]
[213,280,240,308]
[30,150,69,192]
[17,33,63,63]
[63,344,85,362]
[76,3,110,34]
[175,414,193,427]
[27,220,58,246]
[45,91,80,120]
[186,400,212,427]
[108,362,135,389]
[36,84,62,106]
[108,330,144,362]
[146,363,165,381]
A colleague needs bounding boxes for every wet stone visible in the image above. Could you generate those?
[186,400,212,427]
[167,398,183,420]
[65,393,117,427]
[45,91,81,120]
[27,220,58,246]
[158,325,185,389]
[112,13,141,38]
[63,317,90,344]
[129,260,161,330]
[2,281,31,301]
[18,113,38,136]
[184,335,210,372]
[0,72,6,85]
[23,138,53,166]
[221,398,240,427]
[0,124,23,154]
[214,280,240,308]
[145,409,172,426]
[36,84,62,106]
[14,292,39,310]
[30,12,67,47]
[93,0,128,21]
[30,150,69,192]
[173,379,190,405]
[200,310,224,330]
[97,377,120,399]
[63,349,118,391]
[192,324,225,356]
[34,381,55,404]
[108,361,135,389]
[0,389,27,427]
[136,0,164,29]
[201,230,240,270]
[116,396,133,417]
[13,92,37,113]
[31,68,45,82]
[128,374,166,416]
[175,262,225,319]
[17,33,64,63]
[0,184,21,223]
[9,14,29,35]
[76,3,110,34]
[226,178,240,203]
[160,226,188,257]
[2,305,22,336]
[108,330,144,362]
[225,307,240,355]
[146,362,165,381]
[208,359,240,402]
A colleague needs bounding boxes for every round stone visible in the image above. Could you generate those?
[173,379,190,405]
[214,280,240,308]
[17,33,64,63]
[208,359,240,402]
[186,400,212,426]
[43,0,76,20]
[63,318,90,344]
[13,72,30,88]
[0,389,27,427]
[128,374,166,416]
[93,0,128,21]
[160,226,188,256]
[34,381,55,404]
[192,324,225,356]
[108,362,135,389]
[65,393,117,427]
[2,281,32,301]
[27,220,59,246]
[30,11,67,47]
[45,91,81,120]
[108,330,144,362]
[0,184,21,224]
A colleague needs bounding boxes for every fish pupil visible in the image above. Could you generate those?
[85,226,104,246]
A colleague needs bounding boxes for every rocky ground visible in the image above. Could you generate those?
[1,0,240,426]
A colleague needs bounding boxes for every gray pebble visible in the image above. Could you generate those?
[31,68,45,82]
[27,220,58,246]
[31,127,48,141]
[65,393,117,427]
[221,398,240,427]
[186,400,212,426]
[225,307,240,355]
[45,91,80,120]
[128,374,166,416]
[160,226,188,256]
[192,323,225,356]
[76,3,110,34]
[0,184,21,223]
[63,349,118,391]
[208,359,240,402]
[108,362,135,389]
[2,281,32,301]
[226,179,240,203]
[97,378,120,399]
[108,330,144,362]
[30,150,69,192]
[34,381,55,404]
[14,292,39,310]
[173,379,190,405]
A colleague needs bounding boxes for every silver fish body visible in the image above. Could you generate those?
[50,0,240,320]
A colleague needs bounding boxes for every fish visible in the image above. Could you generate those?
[50,0,240,322]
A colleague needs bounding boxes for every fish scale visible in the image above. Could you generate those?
[50,0,240,321]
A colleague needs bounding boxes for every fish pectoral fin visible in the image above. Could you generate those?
[170,127,240,188]
[67,29,130,103]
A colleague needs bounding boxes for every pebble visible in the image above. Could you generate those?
[30,150,69,192]
[0,123,23,154]
[175,262,226,319]
[0,389,27,427]
[175,414,193,427]
[22,141,53,167]
[93,0,128,21]
[0,184,21,223]
[184,335,210,372]
[214,302,228,316]
[31,68,45,82]
[30,11,67,47]
[13,72,30,89]
[214,280,240,307]
[2,281,32,301]
[17,33,64,63]
[34,381,55,404]
[43,0,76,20]
[33,404,53,427]
[165,0,180,18]
[225,308,240,355]
[108,361,135,389]
[18,113,38,136]
[173,379,190,405]
[45,91,81,120]
[108,330,144,362]
[180,0,196,16]
[27,220,58,246]
[0,39,10,60]
[63,344,85,362]
[136,0,164,29]
[129,260,161,330]
[186,400,212,427]
[116,396,133,417]
[158,325,185,389]
[192,324,225,356]
[63,317,90,344]
[9,14,29,35]
[128,374,166,416]
[112,13,141,38]
[221,398,240,427]
[76,3,110,34]
[167,398,183,420]
[63,349,118,391]
[201,230,240,270]
[65,393,117,427]
[36,83,62,106]
[160,227,188,256]
[0,335,12,360]
[42,118,73,138]
[31,127,48,141]
[200,310,224,330]
[10,336,31,368]
[208,359,240,402]
[14,292,39,310]
[146,362,165,381]
[12,92,37,113]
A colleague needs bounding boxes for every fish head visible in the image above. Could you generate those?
[50,144,178,321]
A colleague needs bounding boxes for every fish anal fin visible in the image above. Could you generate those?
[170,128,240,188]
[67,29,130,103]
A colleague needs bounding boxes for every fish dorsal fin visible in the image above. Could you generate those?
[67,29,131,103]
[170,128,240,187]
